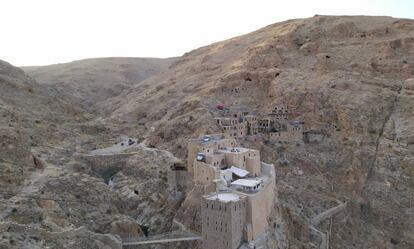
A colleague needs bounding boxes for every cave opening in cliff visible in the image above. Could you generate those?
[139,224,149,237]
[94,168,121,184]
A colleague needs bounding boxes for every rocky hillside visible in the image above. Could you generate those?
[0,60,183,249]
[24,57,175,111]
[0,60,84,192]
[102,15,414,248]
[1,15,413,249]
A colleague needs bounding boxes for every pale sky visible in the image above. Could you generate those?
[1,0,413,66]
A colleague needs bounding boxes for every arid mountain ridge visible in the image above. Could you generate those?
[24,57,175,111]
[0,15,413,249]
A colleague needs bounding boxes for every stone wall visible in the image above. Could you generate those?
[194,160,220,186]
[187,136,237,175]
[201,196,247,249]
[246,151,261,177]
[245,163,275,240]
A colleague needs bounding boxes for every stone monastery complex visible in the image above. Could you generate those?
[214,104,304,143]
[181,104,307,248]
[188,134,275,249]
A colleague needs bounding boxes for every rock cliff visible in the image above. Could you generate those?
[103,15,414,248]
[1,15,413,249]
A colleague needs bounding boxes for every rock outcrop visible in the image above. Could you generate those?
[1,15,413,249]
[102,15,414,248]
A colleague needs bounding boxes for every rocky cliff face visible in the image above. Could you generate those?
[0,59,82,192]
[102,15,414,248]
[1,15,413,249]
[0,60,183,248]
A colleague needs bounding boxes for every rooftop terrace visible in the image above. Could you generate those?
[217,147,250,154]
[205,192,242,202]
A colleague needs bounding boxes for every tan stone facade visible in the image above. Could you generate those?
[201,194,247,249]
[258,118,275,133]
[215,111,259,138]
[190,134,276,249]
[269,121,304,143]
[193,146,262,186]
[187,134,236,175]
[244,115,259,135]
[242,163,275,239]
[214,105,304,143]
[270,104,290,121]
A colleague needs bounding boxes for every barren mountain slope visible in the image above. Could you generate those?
[102,15,414,248]
[0,59,85,192]
[24,57,175,110]
[0,60,185,249]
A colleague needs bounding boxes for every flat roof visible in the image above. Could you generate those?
[205,192,241,202]
[218,147,249,154]
[226,166,249,177]
[231,179,261,188]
